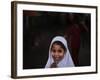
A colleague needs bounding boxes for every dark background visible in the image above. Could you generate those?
[23,10,91,69]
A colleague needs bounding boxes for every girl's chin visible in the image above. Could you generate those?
[54,58,63,63]
[54,59,60,63]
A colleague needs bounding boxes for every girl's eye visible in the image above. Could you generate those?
[52,49,56,53]
[58,50,62,53]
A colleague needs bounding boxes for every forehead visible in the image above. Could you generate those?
[52,43,63,49]
[51,41,67,52]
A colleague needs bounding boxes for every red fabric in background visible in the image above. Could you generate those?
[65,24,81,66]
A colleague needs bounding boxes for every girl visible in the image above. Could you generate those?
[45,36,74,68]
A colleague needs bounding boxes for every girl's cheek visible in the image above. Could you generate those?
[51,52,54,56]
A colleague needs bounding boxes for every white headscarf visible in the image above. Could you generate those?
[45,36,74,68]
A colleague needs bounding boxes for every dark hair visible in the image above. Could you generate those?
[51,41,66,52]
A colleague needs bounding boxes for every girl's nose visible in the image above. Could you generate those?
[54,52,59,56]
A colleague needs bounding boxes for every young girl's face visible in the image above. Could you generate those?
[51,43,65,63]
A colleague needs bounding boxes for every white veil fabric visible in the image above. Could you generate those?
[45,36,75,68]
